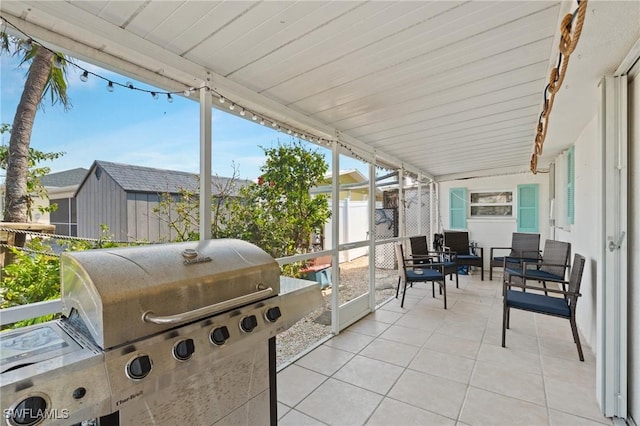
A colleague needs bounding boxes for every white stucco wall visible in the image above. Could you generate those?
[437,173,550,273]
[554,116,600,352]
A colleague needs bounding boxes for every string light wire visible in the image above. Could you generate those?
[0,14,377,164]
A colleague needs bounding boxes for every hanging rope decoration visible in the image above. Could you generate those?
[0,15,378,165]
[530,0,588,174]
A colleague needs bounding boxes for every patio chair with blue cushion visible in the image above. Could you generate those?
[395,243,447,309]
[443,230,484,280]
[502,253,586,361]
[489,232,541,280]
[503,239,571,295]
[410,235,458,288]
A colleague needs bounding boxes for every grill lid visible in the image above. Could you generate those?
[61,239,280,349]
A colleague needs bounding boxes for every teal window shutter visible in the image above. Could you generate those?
[517,184,538,232]
[449,188,466,229]
[567,146,575,224]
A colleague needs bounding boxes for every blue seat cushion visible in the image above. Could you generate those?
[506,290,570,317]
[407,269,442,281]
[504,266,524,277]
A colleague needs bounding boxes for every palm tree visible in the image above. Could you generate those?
[1,35,70,223]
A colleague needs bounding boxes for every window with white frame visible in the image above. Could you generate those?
[469,191,513,217]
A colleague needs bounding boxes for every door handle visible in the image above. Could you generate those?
[607,232,625,252]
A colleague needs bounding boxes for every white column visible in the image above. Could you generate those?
[398,167,405,239]
[199,86,212,240]
[431,181,439,238]
[417,174,423,235]
[369,162,376,309]
[331,141,340,334]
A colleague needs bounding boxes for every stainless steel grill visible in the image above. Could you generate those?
[1,239,323,426]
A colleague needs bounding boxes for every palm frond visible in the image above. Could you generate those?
[45,57,71,110]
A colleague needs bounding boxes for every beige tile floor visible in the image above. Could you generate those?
[276,272,610,426]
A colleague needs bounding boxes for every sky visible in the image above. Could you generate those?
[0,51,367,182]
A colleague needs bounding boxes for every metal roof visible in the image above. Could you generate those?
[1,1,638,180]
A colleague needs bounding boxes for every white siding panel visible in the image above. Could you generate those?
[224,1,415,86]
[355,95,540,140]
[97,1,146,28]
[302,60,548,123]
[208,2,346,75]
[145,2,227,50]
[124,1,185,39]
[265,4,558,104]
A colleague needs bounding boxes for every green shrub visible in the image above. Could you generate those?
[0,239,60,328]
[0,226,140,329]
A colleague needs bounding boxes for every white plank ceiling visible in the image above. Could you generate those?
[1,1,638,179]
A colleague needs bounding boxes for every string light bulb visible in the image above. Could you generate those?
[151,92,159,100]
[107,81,114,92]
[167,94,173,103]
[23,38,33,52]
[271,121,277,127]
[52,55,63,69]
[260,118,265,125]
[80,70,89,82]
[229,103,236,111]
[240,108,246,116]
[183,89,191,97]
[126,81,134,89]
[252,114,258,121]
[218,95,225,104]
[287,129,292,135]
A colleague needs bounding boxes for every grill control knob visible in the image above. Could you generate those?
[127,355,152,380]
[10,396,47,426]
[210,326,230,346]
[265,307,282,323]
[240,315,258,333]
[173,339,195,361]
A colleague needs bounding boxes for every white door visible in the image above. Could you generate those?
[598,74,629,420]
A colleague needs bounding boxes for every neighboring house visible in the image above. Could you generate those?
[0,168,88,236]
[315,169,383,202]
[40,168,88,236]
[75,161,250,242]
